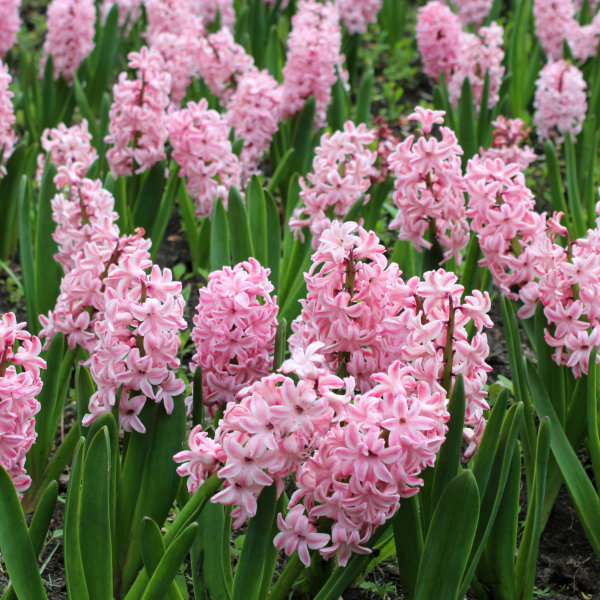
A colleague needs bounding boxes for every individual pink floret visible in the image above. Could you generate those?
[0,61,16,178]
[191,258,279,416]
[225,68,283,179]
[41,0,95,83]
[105,47,171,176]
[282,0,346,126]
[0,0,20,58]
[335,0,382,34]
[169,99,242,217]
[0,313,46,496]
[480,116,536,170]
[416,1,462,82]
[533,59,587,143]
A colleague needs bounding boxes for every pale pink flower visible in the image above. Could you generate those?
[533,59,587,143]
[41,0,96,83]
[335,0,382,34]
[451,0,493,26]
[0,0,20,58]
[0,60,16,178]
[480,116,536,170]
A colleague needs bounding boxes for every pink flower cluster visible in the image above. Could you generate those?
[105,47,171,176]
[451,0,493,26]
[0,61,16,178]
[41,0,95,83]
[533,0,600,62]
[289,121,378,245]
[465,156,546,298]
[41,177,187,431]
[480,116,536,170]
[533,59,587,143]
[190,258,279,416]
[282,0,346,126]
[169,99,242,217]
[0,313,45,496]
[0,0,20,58]
[36,120,98,185]
[388,107,469,264]
[145,0,203,42]
[176,222,492,566]
[416,2,504,110]
[225,68,283,178]
[335,0,382,34]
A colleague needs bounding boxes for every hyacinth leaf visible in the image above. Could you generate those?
[247,176,268,265]
[500,296,536,490]
[40,55,56,131]
[87,4,121,111]
[248,0,267,67]
[19,50,39,141]
[64,438,89,599]
[132,162,167,234]
[457,77,476,166]
[523,41,542,110]
[140,518,184,600]
[73,74,99,144]
[515,417,551,600]
[191,502,233,600]
[434,72,455,131]
[80,427,113,600]
[258,492,286,600]
[211,198,231,271]
[279,233,311,310]
[362,178,392,232]
[35,160,61,320]
[231,483,277,600]
[394,494,424,599]
[150,166,181,260]
[507,0,532,116]
[430,376,466,514]
[266,147,294,195]
[76,365,96,427]
[283,174,301,253]
[459,234,482,301]
[355,67,374,125]
[379,0,406,45]
[544,141,571,233]
[328,74,349,131]
[526,361,600,557]
[587,349,600,494]
[279,248,312,325]
[459,402,523,599]
[96,92,112,174]
[564,133,587,238]
[0,467,48,600]
[17,176,37,327]
[178,187,202,272]
[480,447,520,600]
[141,523,198,600]
[484,0,502,25]
[273,318,288,371]
[192,366,204,428]
[119,398,186,592]
[471,388,509,493]
[311,524,391,600]
[477,71,491,149]
[291,96,316,176]
[414,471,480,600]
[266,24,283,81]
[265,190,281,289]
[228,184,255,264]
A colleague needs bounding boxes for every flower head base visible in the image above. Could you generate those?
[0,313,45,496]
[191,258,279,416]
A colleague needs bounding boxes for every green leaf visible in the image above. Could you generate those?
[292,97,316,175]
[266,148,294,195]
[265,190,281,289]
[228,185,254,263]
[564,133,586,238]
[414,471,480,600]
[327,76,348,131]
[587,349,600,494]
[80,427,113,599]
[18,177,36,329]
[0,467,47,600]
[142,524,199,600]
[393,495,423,599]
[247,177,268,265]
[132,162,167,234]
[211,198,231,271]
[273,318,288,370]
[457,77,476,166]
[526,361,600,557]
[150,167,181,259]
[232,484,278,600]
[72,74,99,143]
[355,68,374,125]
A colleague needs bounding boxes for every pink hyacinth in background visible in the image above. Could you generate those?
[282,0,346,126]
[190,258,279,416]
[0,61,16,178]
[36,120,98,185]
[533,59,587,143]
[105,47,171,176]
[480,116,536,170]
[225,68,283,179]
[415,1,462,82]
[41,0,96,83]
[289,121,378,245]
[451,0,493,26]
[168,98,242,217]
[0,313,46,496]
[335,0,382,34]
[0,0,20,58]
